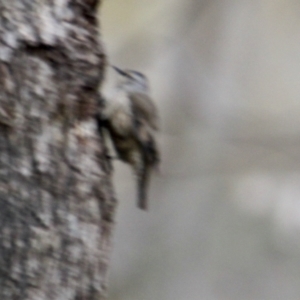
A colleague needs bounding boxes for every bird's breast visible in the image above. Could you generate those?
[111,107,132,135]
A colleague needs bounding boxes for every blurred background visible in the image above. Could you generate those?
[100,1,300,299]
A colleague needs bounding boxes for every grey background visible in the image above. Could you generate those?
[100,1,300,299]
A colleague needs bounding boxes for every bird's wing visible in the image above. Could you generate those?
[129,92,159,130]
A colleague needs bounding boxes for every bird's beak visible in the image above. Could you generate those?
[112,66,128,77]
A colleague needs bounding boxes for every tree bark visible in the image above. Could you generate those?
[0,1,116,299]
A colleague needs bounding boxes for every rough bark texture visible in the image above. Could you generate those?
[0,1,116,299]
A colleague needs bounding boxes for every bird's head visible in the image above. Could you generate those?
[112,66,149,92]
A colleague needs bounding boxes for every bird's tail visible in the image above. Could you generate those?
[134,131,159,210]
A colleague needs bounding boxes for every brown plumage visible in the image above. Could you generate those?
[102,66,160,210]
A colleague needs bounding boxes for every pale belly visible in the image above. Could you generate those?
[111,108,132,136]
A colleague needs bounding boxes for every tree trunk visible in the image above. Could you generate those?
[0,1,116,299]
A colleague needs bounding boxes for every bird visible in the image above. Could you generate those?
[100,66,160,210]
